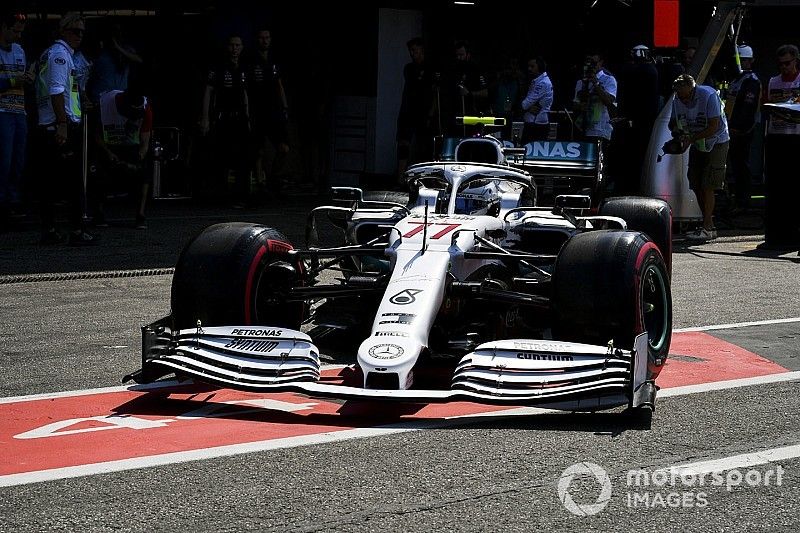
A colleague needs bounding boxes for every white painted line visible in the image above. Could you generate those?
[1,372,799,487]
[659,371,800,398]
[0,365,349,405]
[669,444,800,476]
[0,409,539,488]
[0,381,183,405]
[675,316,800,333]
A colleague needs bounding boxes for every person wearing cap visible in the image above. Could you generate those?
[725,44,761,213]
[669,73,730,241]
[35,12,97,245]
[92,88,153,229]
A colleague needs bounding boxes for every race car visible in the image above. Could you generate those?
[125,132,672,416]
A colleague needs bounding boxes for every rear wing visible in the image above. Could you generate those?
[505,140,600,177]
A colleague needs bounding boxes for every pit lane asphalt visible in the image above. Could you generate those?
[0,201,798,532]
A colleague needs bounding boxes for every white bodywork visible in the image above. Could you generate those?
[358,212,505,388]
[139,156,658,411]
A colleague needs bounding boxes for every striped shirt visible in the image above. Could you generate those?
[0,43,27,114]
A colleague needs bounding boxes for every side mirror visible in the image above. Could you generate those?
[554,194,591,209]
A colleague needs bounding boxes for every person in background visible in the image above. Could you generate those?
[489,55,523,140]
[439,40,488,137]
[36,12,97,245]
[761,44,800,249]
[725,44,761,213]
[669,74,730,242]
[88,23,142,103]
[200,34,250,206]
[93,88,152,229]
[247,27,290,200]
[0,11,33,228]
[520,55,553,143]
[573,51,617,147]
[395,37,434,182]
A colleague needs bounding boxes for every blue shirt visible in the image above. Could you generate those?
[522,72,553,125]
[671,84,730,151]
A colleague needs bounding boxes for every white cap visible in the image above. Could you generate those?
[737,45,754,59]
[632,44,650,60]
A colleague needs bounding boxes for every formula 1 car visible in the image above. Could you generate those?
[125,129,673,415]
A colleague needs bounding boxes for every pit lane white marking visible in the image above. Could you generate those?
[1,371,799,487]
[675,316,800,333]
[13,399,318,440]
[667,444,800,476]
[0,365,349,405]
[659,371,800,398]
[0,381,185,405]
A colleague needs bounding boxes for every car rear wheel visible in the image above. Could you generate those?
[599,196,672,275]
[171,223,306,330]
[552,230,672,379]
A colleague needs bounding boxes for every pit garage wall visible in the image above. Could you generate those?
[375,9,423,177]
[329,8,421,186]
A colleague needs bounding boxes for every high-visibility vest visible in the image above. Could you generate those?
[36,41,81,123]
[100,90,146,146]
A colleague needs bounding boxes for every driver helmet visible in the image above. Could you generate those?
[454,181,501,215]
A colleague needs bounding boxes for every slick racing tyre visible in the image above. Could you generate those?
[552,230,672,379]
[599,196,672,275]
[171,223,305,330]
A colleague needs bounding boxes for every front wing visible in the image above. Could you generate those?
[126,318,655,411]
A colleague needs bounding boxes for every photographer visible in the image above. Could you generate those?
[669,74,730,242]
[573,52,617,145]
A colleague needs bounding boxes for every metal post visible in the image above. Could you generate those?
[81,110,89,223]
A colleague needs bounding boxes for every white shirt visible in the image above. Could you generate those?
[521,72,553,125]
[767,72,800,135]
[573,70,617,140]
[37,40,80,125]
[671,84,730,151]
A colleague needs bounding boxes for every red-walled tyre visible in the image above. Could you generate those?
[599,196,673,276]
[171,223,305,330]
[552,230,672,379]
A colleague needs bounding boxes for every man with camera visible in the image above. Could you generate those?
[669,74,730,242]
[573,52,617,145]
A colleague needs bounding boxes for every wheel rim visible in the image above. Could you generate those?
[641,263,669,352]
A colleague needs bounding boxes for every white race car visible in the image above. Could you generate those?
[126,134,672,417]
